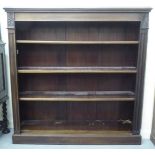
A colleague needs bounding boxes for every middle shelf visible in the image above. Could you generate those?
[16,40,139,45]
[19,91,135,101]
[17,66,137,74]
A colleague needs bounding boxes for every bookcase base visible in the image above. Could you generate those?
[13,132,141,145]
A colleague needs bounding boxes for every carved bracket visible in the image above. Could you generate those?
[7,12,15,29]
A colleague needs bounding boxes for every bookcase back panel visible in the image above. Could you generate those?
[20,101,133,131]
[18,74,136,92]
[16,22,140,41]
[17,44,138,67]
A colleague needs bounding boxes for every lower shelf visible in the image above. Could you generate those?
[13,131,141,144]
[21,120,132,131]
[14,120,140,144]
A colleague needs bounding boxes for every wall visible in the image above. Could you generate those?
[0,0,155,139]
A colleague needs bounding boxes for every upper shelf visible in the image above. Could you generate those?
[18,67,137,74]
[16,40,139,45]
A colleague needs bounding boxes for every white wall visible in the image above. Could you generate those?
[0,0,155,139]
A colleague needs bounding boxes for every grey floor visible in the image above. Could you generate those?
[0,130,155,149]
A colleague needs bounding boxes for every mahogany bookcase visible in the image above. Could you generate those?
[4,8,151,144]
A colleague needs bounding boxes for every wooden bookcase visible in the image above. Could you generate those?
[4,8,151,144]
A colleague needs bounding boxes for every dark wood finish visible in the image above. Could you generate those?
[12,132,141,145]
[19,91,135,101]
[19,100,134,131]
[0,26,10,134]
[4,8,151,144]
[132,14,149,135]
[20,120,132,131]
[8,27,20,134]
[17,44,138,67]
[15,22,140,41]
[18,74,136,92]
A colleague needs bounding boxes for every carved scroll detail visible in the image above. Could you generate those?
[7,12,15,28]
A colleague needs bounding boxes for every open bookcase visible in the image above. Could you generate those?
[5,8,151,144]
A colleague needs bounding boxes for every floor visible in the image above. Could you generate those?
[0,130,155,149]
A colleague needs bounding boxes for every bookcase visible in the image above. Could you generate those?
[5,8,151,144]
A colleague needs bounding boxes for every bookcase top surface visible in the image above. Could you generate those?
[4,8,152,13]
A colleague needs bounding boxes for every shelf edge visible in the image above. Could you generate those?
[16,40,139,45]
[19,97,135,101]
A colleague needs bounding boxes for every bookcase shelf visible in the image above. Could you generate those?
[5,8,151,145]
[16,40,139,45]
[19,91,135,101]
[21,119,132,132]
[18,67,137,74]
